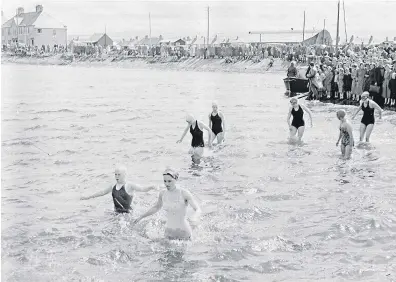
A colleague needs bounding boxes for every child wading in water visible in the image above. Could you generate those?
[80,166,156,213]
[336,110,354,160]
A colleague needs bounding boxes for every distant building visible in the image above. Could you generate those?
[85,33,113,48]
[1,5,67,47]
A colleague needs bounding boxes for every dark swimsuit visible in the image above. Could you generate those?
[190,121,204,148]
[361,102,375,126]
[210,113,223,136]
[291,105,305,129]
[112,185,132,213]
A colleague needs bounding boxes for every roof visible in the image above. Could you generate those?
[1,11,65,29]
[89,33,105,43]
[137,37,161,45]
[33,12,66,28]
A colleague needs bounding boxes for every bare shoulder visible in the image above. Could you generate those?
[180,188,193,199]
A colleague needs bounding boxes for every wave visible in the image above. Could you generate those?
[35,109,75,114]
[54,160,72,165]
[24,125,47,131]
[108,108,127,113]
[80,113,96,119]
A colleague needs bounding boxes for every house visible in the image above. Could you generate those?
[1,5,67,47]
[159,38,186,46]
[137,35,163,46]
[85,33,113,48]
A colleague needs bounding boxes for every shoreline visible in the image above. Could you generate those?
[1,53,307,74]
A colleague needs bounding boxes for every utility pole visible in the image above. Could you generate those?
[336,0,340,55]
[207,6,210,48]
[149,12,152,49]
[302,11,306,41]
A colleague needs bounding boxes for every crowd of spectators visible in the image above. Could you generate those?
[287,42,396,110]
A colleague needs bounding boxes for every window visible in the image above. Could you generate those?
[53,29,56,36]
[38,29,42,33]
[8,28,10,35]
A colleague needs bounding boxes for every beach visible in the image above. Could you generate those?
[1,53,307,75]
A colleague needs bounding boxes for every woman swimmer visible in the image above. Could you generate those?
[351,91,382,143]
[80,166,156,213]
[133,167,201,240]
[208,101,226,145]
[336,110,354,159]
[177,113,214,164]
[287,98,313,142]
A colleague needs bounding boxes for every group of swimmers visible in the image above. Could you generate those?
[81,92,382,240]
[81,101,226,240]
[177,101,226,164]
[288,91,382,159]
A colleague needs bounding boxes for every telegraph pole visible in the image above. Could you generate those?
[207,6,210,48]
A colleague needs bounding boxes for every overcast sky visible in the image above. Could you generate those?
[2,0,395,42]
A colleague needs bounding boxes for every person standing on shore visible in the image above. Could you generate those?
[336,110,354,160]
[177,114,213,164]
[80,166,157,213]
[287,98,313,143]
[351,91,383,143]
[133,167,201,240]
[208,101,226,145]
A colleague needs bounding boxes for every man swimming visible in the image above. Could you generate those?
[80,166,156,213]
[208,101,226,145]
[177,113,214,164]
[133,167,201,240]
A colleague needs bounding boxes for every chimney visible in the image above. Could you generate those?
[17,7,24,15]
[159,35,163,40]
[145,35,148,39]
[36,5,43,13]
[135,36,139,40]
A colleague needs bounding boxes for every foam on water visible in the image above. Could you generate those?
[2,63,396,281]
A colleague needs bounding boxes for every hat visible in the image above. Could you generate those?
[163,167,179,180]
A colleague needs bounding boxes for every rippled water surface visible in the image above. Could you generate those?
[2,63,396,282]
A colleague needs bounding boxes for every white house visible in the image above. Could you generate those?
[1,5,67,48]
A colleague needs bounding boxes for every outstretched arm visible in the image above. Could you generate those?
[81,185,112,200]
[300,104,313,126]
[219,112,226,133]
[336,127,342,146]
[346,122,355,146]
[133,191,164,224]
[370,100,383,119]
[199,121,214,146]
[182,189,201,224]
[351,104,362,119]
[128,183,156,193]
[287,108,292,128]
[177,125,190,143]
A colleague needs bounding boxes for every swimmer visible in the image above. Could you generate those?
[133,167,201,240]
[208,101,226,145]
[287,98,313,142]
[351,91,382,142]
[177,113,214,164]
[80,166,157,213]
[336,110,354,159]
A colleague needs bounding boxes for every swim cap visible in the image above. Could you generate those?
[115,166,127,175]
[290,97,298,104]
[336,110,346,118]
[361,91,369,98]
[163,167,179,180]
[185,113,195,123]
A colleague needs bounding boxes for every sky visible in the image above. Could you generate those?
[2,0,395,43]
